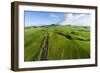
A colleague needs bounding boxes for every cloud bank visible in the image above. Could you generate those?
[60,13,91,26]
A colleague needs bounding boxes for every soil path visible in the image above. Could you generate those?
[40,31,49,60]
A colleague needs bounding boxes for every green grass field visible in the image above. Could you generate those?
[24,25,90,61]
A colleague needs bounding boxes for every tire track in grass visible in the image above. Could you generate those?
[31,36,45,61]
[72,40,90,58]
[40,31,49,60]
[56,32,73,59]
[56,32,90,59]
[61,47,64,59]
[71,40,80,59]
[24,30,46,61]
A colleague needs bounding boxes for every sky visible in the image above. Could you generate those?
[24,11,91,26]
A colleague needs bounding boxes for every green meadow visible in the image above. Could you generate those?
[24,25,90,61]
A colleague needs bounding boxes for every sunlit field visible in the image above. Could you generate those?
[24,25,90,61]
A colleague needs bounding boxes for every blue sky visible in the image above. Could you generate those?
[24,11,91,26]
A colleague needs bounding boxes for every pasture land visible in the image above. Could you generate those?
[24,25,90,61]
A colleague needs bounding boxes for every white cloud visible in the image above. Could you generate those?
[60,13,91,26]
[66,13,74,19]
[75,14,87,19]
[66,13,87,20]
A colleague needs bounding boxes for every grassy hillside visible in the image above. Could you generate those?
[24,25,90,61]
